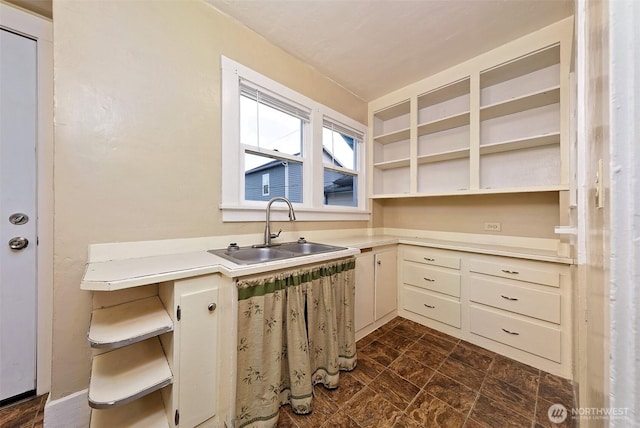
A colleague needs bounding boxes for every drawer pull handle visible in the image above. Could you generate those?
[501,295,518,301]
[424,257,435,261]
[423,277,435,282]
[502,328,520,335]
[423,304,436,309]
[501,269,520,275]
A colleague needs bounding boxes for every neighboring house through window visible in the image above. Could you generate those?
[220,56,368,221]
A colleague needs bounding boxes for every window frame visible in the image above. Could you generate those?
[220,56,369,222]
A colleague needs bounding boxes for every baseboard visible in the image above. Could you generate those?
[44,389,91,428]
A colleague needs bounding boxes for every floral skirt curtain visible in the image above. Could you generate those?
[235,258,357,428]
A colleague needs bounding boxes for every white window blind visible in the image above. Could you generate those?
[240,79,311,122]
[322,118,364,143]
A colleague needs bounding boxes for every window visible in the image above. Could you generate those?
[322,120,362,207]
[221,56,368,221]
[261,174,270,196]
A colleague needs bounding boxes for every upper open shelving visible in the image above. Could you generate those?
[368,18,571,199]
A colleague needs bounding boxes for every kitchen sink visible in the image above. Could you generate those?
[208,241,347,265]
[278,242,344,255]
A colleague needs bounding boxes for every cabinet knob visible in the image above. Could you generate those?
[377,260,381,265]
[501,328,519,335]
[208,303,217,312]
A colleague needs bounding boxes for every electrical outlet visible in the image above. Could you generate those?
[484,222,502,232]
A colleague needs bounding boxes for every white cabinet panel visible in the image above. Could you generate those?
[403,263,461,297]
[469,277,560,323]
[354,252,375,332]
[469,306,561,362]
[177,288,219,428]
[374,249,397,320]
[403,287,461,328]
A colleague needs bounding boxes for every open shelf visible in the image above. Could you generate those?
[89,338,173,409]
[480,86,559,121]
[418,148,470,164]
[418,78,470,108]
[374,100,410,121]
[418,112,470,136]
[374,127,410,145]
[481,44,560,88]
[90,391,169,428]
[88,296,173,350]
[374,158,411,170]
[370,184,569,199]
[480,133,560,156]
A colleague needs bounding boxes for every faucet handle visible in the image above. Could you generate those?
[270,229,282,239]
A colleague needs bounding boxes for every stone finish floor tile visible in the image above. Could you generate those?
[469,394,533,428]
[449,341,495,371]
[488,353,540,395]
[388,354,435,388]
[368,369,421,411]
[360,340,401,367]
[535,397,576,428]
[480,375,537,419]
[1,318,575,428]
[405,390,467,427]
[423,372,478,415]
[438,356,487,391]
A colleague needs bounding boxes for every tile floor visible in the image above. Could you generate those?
[278,317,575,428]
[0,393,46,428]
[0,318,575,428]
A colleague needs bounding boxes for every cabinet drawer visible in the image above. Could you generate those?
[470,277,560,323]
[468,259,560,287]
[403,287,461,328]
[404,263,460,297]
[403,248,460,270]
[469,306,560,362]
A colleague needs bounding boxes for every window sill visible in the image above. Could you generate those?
[220,205,370,222]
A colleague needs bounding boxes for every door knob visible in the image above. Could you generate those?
[9,237,29,250]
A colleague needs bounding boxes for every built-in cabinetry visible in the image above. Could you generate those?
[398,244,571,378]
[87,275,221,427]
[369,18,571,198]
[354,246,398,339]
[402,247,462,329]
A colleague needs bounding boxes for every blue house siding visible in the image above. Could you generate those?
[245,161,303,202]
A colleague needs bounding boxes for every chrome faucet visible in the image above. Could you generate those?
[261,197,296,247]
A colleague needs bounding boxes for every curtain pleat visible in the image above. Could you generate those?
[235,258,356,428]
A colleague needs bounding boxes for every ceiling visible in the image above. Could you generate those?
[206,0,573,101]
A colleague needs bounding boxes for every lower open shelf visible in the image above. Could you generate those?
[89,337,173,409]
[90,391,169,428]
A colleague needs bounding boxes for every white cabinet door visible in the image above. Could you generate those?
[354,252,375,332]
[374,249,397,320]
[177,287,218,427]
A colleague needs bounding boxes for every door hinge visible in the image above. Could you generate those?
[175,409,180,425]
[177,305,181,321]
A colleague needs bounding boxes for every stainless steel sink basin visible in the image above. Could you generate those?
[278,242,344,255]
[208,241,346,265]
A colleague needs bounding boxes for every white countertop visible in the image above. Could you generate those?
[81,233,572,291]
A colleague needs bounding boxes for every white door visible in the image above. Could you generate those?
[0,28,38,402]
